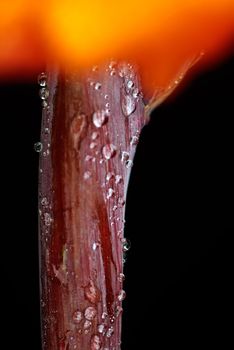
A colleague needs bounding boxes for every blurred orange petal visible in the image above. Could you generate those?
[0,0,233,97]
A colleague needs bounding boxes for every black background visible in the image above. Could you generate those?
[1,52,233,349]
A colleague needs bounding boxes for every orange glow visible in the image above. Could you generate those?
[0,0,233,96]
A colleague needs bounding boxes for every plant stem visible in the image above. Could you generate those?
[39,62,146,350]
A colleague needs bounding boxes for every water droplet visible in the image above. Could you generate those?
[92,242,99,251]
[90,335,102,350]
[118,273,125,283]
[44,127,50,134]
[92,65,98,72]
[110,315,115,323]
[115,305,123,318]
[90,142,97,149]
[121,151,129,163]
[102,144,116,160]
[121,93,136,117]
[41,197,48,206]
[93,110,108,128]
[102,312,108,320]
[106,172,113,182]
[104,94,109,100]
[94,82,102,91]
[43,149,50,157]
[117,290,126,302]
[110,69,116,76]
[85,155,93,162]
[113,205,118,212]
[34,142,43,153]
[84,280,100,304]
[39,87,49,100]
[84,306,97,321]
[132,88,140,99]
[91,132,99,140]
[118,197,125,206]
[42,100,48,108]
[107,188,115,199]
[105,102,110,108]
[118,63,131,78]
[73,310,83,324]
[115,175,123,184]
[106,327,114,338]
[38,72,47,87]
[97,324,105,334]
[44,212,52,226]
[130,135,139,146]
[83,320,92,330]
[126,80,134,89]
[109,61,117,70]
[105,108,111,116]
[84,171,91,180]
[122,238,131,252]
[126,160,133,168]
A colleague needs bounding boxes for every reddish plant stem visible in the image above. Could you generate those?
[39,62,146,350]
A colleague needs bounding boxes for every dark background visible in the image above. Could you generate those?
[1,53,233,349]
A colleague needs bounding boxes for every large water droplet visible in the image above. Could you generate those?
[121,93,136,117]
[39,88,49,100]
[106,327,114,338]
[84,306,97,321]
[117,289,126,301]
[93,110,108,128]
[38,72,47,87]
[102,144,116,160]
[90,335,102,350]
[73,310,83,324]
[34,142,43,153]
